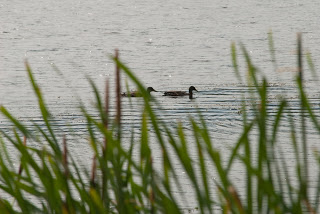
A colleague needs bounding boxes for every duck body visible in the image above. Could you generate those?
[121,87,157,97]
[163,91,188,96]
[121,91,141,97]
[163,86,198,99]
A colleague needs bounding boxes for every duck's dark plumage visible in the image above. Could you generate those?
[121,87,157,97]
[163,86,198,99]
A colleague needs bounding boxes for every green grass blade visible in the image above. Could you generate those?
[25,61,58,147]
[231,42,242,83]
[268,30,278,71]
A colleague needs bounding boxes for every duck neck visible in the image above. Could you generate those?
[189,91,193,99]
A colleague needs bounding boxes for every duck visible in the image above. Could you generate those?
[163,86,198,99]
[121,87,157,97]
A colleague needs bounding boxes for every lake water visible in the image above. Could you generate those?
[1,0,320,211]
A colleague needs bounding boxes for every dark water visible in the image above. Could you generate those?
[1,0,320,210]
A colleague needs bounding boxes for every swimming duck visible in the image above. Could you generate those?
[163,86,198,99]
[121,87,157,97]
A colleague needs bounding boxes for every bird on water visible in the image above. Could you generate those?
[163,86,198,99]
[121,87,157,97]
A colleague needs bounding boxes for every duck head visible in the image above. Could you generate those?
[147,87,157,93]
[189,86,198,93]
[189,86,198,99]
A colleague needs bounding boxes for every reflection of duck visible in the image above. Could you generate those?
[163,86,198,99]
[121,87,157,97]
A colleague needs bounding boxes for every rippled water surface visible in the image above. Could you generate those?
[1,0,320,210]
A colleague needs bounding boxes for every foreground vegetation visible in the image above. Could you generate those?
[0,34,319,213]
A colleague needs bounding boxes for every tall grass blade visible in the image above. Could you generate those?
[306,52,319,81]
[297,33,308,202]
[25,61,58,148]
[268,30,277,71]
[231,42,242,83]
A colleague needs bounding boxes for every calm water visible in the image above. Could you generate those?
[1,0,320,211]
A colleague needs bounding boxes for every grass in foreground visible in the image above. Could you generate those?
[0,34,319,213]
